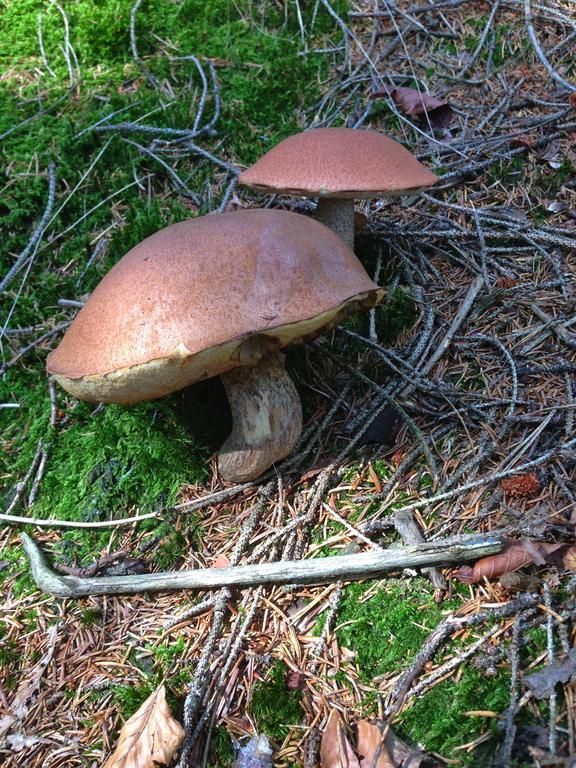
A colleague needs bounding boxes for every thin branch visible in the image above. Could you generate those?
[0,162,57,294]
[524,0,576,93]
[21,531,504,597]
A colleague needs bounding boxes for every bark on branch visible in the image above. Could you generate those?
[21,532,504,598]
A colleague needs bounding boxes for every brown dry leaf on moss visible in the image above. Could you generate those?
[453,541,564,584]
[102,684,184,768]
[357,721,394,767]
[357,721,440,768]
[321,710,361,768]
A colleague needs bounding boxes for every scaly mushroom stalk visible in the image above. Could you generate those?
[218,352,302,482]
[314,198,355,249]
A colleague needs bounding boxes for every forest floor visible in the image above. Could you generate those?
[1,1,576,766]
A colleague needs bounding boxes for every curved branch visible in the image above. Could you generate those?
[21,532,504,597]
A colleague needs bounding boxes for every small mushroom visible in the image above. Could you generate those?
[47,210,383,483]
[238,127,438,249]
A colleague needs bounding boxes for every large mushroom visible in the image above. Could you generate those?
[47,210,383,483]
[238,127,438,249]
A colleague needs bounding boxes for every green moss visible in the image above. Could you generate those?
[342,286,416,348]
[487,156,525,186]
[250,661,303,743]
[0,637,20,668]
[336,579,458,680]
[334,580,513,765]
[399,667,509,764]
[151,636,186,666]
[35,400,206,521]
[80,607,103,627]
[111,682,157,720]
[0,546,25,587]
[10,569,37,598]
[153,528,197,570]
[0,621,37,693]
[209,726,235,767]
[3,396,208,571]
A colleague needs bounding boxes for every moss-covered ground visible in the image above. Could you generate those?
[334,578,511,765]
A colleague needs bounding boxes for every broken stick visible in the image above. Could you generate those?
[21,532,504,598]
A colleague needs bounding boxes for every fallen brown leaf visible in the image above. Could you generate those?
[300,462,331,483]
[498,571,541,592]
[103,684,184,768]
[453,541,563,584]
[371,86,452,128]
[357,721,394,768]
[493,276,518,289]
[510,134,536,148]
[321,710,361,768]
[539,140,564,169]
[561,545,576,571]
[359,721,441,767]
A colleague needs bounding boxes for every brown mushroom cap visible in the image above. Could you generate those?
[238,127,438,199]
[47,209,383,404]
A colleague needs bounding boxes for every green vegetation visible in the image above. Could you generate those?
[400,667,509,761]
[79,607,103,627]
[209,726,235,767]
[376,287,417,344]
[33,400,205,521]
[250,661,303,743]
[334,578,511,764]
[111,681,158,720]
[336,579,457,679]
[105,637,196,721]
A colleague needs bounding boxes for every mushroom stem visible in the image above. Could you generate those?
[314,197,355,249]
[218,352,303,482]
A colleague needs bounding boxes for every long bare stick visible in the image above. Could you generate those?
[21,532,504,597]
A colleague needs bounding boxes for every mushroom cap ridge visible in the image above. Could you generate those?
[47,209,383,404]
[238,127,438,198]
